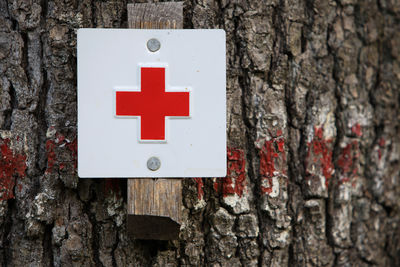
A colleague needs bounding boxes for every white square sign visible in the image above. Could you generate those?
[77,29,226,178]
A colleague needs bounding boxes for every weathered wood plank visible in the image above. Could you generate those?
[128,2,183,29]
[127,2,183,240]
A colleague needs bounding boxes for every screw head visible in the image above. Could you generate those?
[147,157,161,171]
[147,38,161,52]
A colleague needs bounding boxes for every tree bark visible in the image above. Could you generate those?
[0,0,399,266]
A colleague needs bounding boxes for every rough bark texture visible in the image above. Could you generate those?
[0,0,399,266]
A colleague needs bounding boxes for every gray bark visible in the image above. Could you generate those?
[0,0,399,266]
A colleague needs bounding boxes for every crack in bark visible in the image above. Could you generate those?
[43,223,55,267]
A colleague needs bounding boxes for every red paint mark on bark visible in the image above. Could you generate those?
[306,127,334,188]
[378,138,385,160]
[45,140,56,174]
[214,148,246,198]
[261,177,273,194]
[338,143,353,174]
[378,138,385,147]
[260,140,278,178]
[337,140,359,185]
[45,131,77,173]
[0,138,27,200]
[193,178,204,200]
[66,138,77,169]
[277,138,285,152]
[59,163,65,170]
[259,133,286,194]
[351,123,362,137]
[55,132,65,143]
[315,126,323,139]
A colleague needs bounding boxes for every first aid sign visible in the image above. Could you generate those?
[77,29,226,178]
[115,66,191,141]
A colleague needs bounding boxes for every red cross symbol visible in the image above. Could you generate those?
[115,67,190,141]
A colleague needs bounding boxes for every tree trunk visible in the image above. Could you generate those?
[0,0,399,266]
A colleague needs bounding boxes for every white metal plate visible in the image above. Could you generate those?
[77,29,226,178]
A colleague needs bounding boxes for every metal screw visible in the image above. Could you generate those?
[147,38,161,52]
[147,157,161,171]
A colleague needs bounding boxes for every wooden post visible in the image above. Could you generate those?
[126,2,183,240]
